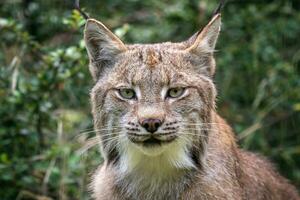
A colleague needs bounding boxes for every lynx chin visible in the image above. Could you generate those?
[82,5,300,200]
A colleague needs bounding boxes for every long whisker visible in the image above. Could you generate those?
[182,127,217,130]
[180,122,226,124]
[180,121,227,124]
[176,131,221,139]
[78,127,122,134]
[77,131,123,145]
[76,134,124,155]
[75,128,123,140]
[181,123,228,127]
[76,139,100,156]
[77,129,122,137]
[179,128,219,132]
[178,132,213,137]
[178,132,212,136]
[78,125,123,132]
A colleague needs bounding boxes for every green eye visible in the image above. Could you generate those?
[119,88,136,99]
[167,88,185,98]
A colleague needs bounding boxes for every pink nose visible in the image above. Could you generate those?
[140,118,162,133]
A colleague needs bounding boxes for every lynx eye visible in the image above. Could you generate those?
[167,88,185,98]
[118,88,136,100]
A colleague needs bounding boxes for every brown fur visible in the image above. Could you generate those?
[83,13,299,200]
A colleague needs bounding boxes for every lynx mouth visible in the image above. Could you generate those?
[130,136,177,147]
[140,137,161,146]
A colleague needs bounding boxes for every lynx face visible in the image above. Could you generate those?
[85,15,221,169]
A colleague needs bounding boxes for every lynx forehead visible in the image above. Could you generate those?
[144,48,160,68]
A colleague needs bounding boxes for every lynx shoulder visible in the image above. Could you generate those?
[81,4,299,200]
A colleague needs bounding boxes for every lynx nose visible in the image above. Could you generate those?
[140,118,162,133]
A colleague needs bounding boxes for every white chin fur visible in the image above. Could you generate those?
[118,136,196,175]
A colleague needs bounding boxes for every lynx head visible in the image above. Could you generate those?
[84,14,221,171]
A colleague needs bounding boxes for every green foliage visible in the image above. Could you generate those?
[0,0,299,199]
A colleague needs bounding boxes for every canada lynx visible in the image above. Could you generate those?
[82,5,299,200]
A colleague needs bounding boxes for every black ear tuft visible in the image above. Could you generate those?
[74,0,89,20]
[213,0,226,16]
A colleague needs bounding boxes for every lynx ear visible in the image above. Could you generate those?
[185,14,221,76]
[186,14,221,53]
[84,19,127,80]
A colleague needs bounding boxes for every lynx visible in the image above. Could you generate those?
[82,4,299,200]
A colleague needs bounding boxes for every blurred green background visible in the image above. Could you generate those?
[0,0,299,199]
